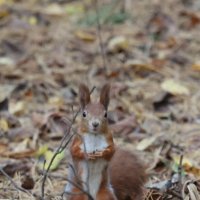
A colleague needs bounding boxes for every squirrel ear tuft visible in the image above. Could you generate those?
[100,83,110,110]
[79,84,90,109]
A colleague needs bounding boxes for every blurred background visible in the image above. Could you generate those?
[0,0,200,199]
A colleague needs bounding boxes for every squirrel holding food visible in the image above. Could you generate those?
[64,83,146,200]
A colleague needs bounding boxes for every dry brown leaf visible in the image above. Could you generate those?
[9,101,26,115]
[48,96,64,107]
[125,60,159,73]
[173,155,200,177]
[7,126,35,141]
[44,4,65,16]
[136,136,158,151]
[0,57,14,66]
[186,182,200,200]
[161,79,189,95]
[110,115,138,136]
[0,142,7,154]
[192,63,200,71]
[180,10,200,28]
[107,36,129,53]
[65,3,84,15]
[1,149,36,159]
[1,161,31,177]
[75,30,96,42]
[0,118,9,132]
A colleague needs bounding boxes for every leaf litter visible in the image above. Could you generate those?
[0,0,200,199]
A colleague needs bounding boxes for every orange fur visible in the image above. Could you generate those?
[109,149,146,200]
[70,136,86,160]
[97,187,116,200]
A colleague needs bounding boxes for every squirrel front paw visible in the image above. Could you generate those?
[87,151,103,160]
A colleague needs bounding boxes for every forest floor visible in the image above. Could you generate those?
[0,0,200,199]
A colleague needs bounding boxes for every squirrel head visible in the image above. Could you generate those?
[79,83,110,134]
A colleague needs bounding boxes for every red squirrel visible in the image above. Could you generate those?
[64,83,146,200]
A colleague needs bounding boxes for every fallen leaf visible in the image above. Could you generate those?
[180,10,200,28]
[28,16,38,25]
[1,138,36,159]
[1,161,31,177]
[125,59,158,73]
[48,113,71,135]
[192,62,200,71]
[10,101,26,115]
[2,149,36,159]
[146,10,174,39]
[0,0,12,5]
[110,115,138,136]
[8,126,35,141]
[107,36,129,53]
[0,85,15,102]
[136,136,158,151]
[65,3,84,15]
[0,0,6,5]
[110,82,128,97]
[0,142,7,154]
[0,118,9,132]
[172,155,200,177]
[48,96,64,107]
[0,57,14,66]
[36,145,48,157]
[161,79,189,95]
[186,182,200,199]
[31,112,47,128]
[75,30,96,42]
[37,148,65,171]
[44,4,65,16]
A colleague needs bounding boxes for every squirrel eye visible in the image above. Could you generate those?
[82,111,87,118]
[104,112,107,118]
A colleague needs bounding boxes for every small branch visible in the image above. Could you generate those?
[167,190,183,199]
[41,129,76,199]
[0,167,37,198]
[93,0,107,73]
[178,154,183,184]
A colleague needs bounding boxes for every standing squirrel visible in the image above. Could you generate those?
[65,83,146,200]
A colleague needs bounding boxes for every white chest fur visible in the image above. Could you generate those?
[80,133,109,199]
[80,133,108,153]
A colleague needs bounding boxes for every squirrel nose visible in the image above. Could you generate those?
[92,121,99,128]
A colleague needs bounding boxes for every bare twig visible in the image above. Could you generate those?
[41,127,76,199]
[0,167,37,198]
[167,190,183,199]
[178,154,183,183]
[93,0,107,73]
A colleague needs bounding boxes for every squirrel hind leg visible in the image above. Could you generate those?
[97,187,117,200]
[64,187,88,200]
[64,194,87,200]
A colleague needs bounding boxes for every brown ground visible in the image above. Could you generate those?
[0,0,200,199]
